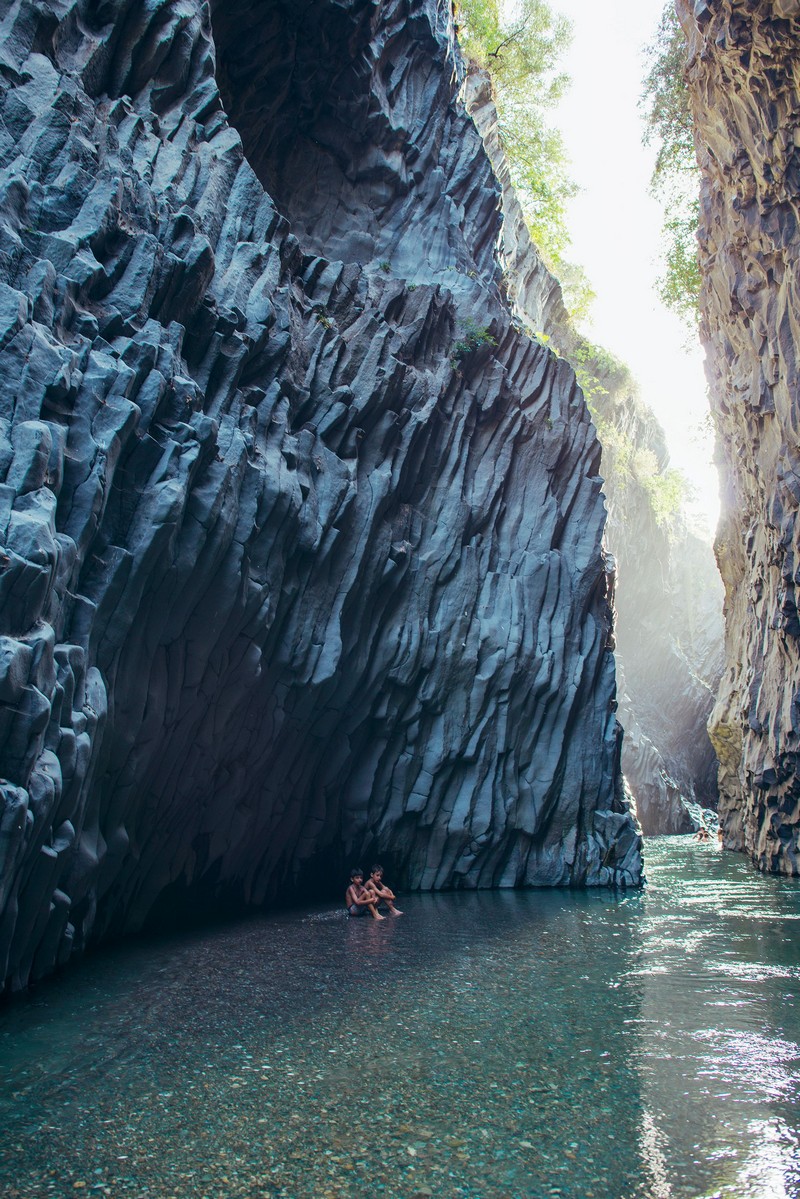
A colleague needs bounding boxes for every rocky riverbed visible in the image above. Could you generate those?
[2,839,799,1198]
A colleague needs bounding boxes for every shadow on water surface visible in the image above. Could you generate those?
[2,839,800,1198]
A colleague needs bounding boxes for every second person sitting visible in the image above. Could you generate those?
[365,864,403,916]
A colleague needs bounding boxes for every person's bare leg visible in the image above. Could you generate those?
[378,886,402,915]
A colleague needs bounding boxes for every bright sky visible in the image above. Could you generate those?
[547,0,720,537]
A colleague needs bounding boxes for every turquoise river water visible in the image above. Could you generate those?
[2,837,800,1199]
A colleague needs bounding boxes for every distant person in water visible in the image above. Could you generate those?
[365,865,403,916]
[696,826,710,842]
[346,868,384,919]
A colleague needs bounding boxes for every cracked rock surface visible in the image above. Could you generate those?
[0,0,641,991]
[680,0,800,870]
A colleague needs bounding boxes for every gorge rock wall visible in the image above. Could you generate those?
[593,375,724,835]
[466,66,723,836]
[0,0,641,992]
[678,0,800,868]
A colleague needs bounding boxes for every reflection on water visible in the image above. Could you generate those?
[1,838,800,1197]
[632,840,800,1199]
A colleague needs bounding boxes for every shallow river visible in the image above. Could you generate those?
[3,837,800,1198]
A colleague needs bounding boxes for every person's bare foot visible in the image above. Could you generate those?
[390,909,403,916]
[373,912,386,920]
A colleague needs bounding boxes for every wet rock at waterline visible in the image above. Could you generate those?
[0,0,641,991]
[679,0,800,871]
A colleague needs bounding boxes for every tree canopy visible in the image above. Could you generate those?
[456,0,577,270]
[640,3,701,325]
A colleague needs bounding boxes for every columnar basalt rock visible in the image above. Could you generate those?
[462,67,571,342]
[678,0,800,868]
[0,0,641,991]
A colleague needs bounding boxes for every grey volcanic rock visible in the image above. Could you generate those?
[616,695,694,835]
[679,0,800,869]
[0,0,641,991]
[595,377,724,835]
[465,66,723,837]
[462,67,571,342]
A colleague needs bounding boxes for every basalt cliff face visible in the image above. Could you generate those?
[0,0,642,991]
[467,66,723,837]
[679,0,800,869]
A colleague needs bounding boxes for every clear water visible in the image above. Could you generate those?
[3,837,800,1199]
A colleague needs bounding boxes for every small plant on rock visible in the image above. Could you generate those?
[450,318,497,368]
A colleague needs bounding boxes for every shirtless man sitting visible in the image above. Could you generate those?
[365,864,403,916]
[345,868,384,919]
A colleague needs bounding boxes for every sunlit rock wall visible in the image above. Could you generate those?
[0,0,642,991]
[596,381,724,835]
[678,0,800,868]
[465,66,723,836]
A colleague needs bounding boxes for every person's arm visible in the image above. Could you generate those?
[354,885,377,907]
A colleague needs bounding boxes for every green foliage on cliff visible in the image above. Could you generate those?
[455,0,576,267]
[641,3,701,325]
[573,337,687,530]
[642,466,688,528]
[570,338,630,408]
[456,1,690,536]
[450,318,497,366]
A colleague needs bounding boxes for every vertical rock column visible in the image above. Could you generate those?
[678,0,800,868]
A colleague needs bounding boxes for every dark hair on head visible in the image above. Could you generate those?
[350,866,364,879]
[370,864,383,874]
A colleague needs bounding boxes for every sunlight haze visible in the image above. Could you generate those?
[548,0,720,537]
